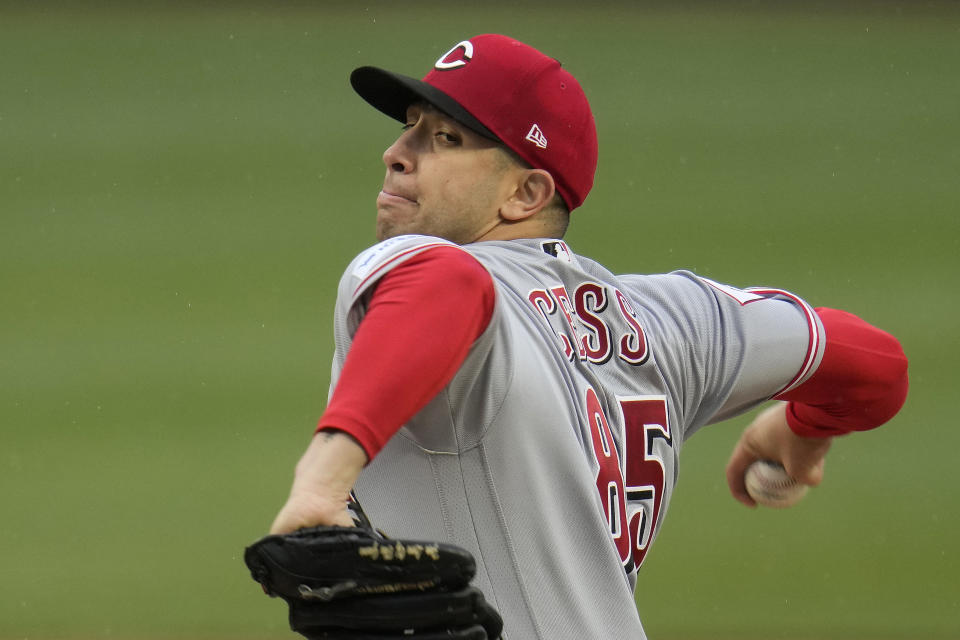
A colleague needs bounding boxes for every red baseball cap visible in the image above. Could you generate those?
[350,34,598,211]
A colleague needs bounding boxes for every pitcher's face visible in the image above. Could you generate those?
[376,103,516,244]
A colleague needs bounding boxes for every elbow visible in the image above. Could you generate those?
[781,308,910,435]
[852,344,909,429]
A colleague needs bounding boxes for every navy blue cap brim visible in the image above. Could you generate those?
[350,66,499,142]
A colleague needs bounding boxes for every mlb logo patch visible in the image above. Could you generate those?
[541,240,573,263]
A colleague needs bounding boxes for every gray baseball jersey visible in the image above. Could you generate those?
[330,234,823,639]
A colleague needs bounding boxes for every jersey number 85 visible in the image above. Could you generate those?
[586,389,672,574]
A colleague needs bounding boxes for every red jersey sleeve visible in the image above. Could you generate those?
[316,246,496,459]
[776,307,908,437]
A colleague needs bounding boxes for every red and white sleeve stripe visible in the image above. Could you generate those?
[775,307,908,437]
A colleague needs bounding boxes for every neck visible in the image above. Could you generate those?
[473,217,559,243]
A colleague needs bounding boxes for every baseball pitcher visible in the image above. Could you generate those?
[247,34,908,640]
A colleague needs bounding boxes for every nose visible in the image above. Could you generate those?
[382,130,415,174]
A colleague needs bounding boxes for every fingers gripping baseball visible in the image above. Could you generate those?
[726,402,832,507]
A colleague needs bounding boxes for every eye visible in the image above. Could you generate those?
[436,130,460,145]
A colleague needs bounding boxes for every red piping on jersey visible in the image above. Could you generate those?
[745,288,821,396]
[702,281,822,397]
[320,245,496,459]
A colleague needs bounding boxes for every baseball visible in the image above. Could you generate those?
[744,460,808,508]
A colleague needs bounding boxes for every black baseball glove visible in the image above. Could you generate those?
[244,502,503,640]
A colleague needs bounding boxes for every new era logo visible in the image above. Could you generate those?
[525,124,548,149]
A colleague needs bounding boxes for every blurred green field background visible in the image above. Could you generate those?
[2,2,958,639]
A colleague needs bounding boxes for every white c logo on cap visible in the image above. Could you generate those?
[434,40,474,70]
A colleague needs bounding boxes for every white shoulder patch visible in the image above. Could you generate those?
[351,235,456,281]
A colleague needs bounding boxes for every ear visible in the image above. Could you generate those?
[500,169,556,222]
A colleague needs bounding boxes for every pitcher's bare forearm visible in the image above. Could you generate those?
[270,430,369,534]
